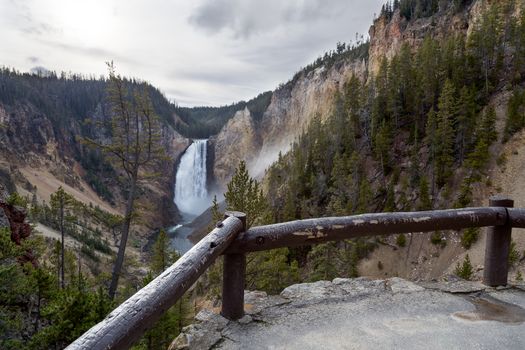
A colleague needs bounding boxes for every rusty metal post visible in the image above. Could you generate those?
[483,196,514,287]
[221,211,247,320]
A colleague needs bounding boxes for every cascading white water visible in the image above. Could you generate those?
[174,139,210,217]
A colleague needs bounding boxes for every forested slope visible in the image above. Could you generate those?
[260,0,525,281]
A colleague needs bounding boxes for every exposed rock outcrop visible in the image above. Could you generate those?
[0,196,36,266]
[368,8,471,76]
[212,107,260,186]
[213,58,367,189]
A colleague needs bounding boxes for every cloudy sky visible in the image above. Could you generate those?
[0,0,384,106]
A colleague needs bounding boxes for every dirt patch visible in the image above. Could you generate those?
[359,232,466,280]
[34,223,81,250]
[18,166,120,215]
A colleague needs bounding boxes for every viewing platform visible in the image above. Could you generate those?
[172,277,525,349]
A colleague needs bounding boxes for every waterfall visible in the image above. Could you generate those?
[174,139,209,217]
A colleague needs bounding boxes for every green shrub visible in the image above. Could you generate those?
[454,254,473,280]
[516,270,523,282]
[461,228,479,249]
[508,240,520,267]
[431,231,445,246]
[396,234,406,247]
[496,153,507,167]
[81,244,100,262]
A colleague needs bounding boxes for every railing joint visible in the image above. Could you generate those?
[483,196,514,287]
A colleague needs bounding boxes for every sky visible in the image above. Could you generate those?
[0,0,384,107]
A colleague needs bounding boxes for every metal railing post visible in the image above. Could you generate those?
[221,211,247,320]
[483,196,514,287]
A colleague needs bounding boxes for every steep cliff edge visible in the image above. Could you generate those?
[367,3,474,76]
[212,107,260,187]
[213,56,367,189]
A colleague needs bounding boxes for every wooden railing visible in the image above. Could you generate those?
[67,196,525,349]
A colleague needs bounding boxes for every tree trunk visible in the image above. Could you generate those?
[178,300,183,333]
[35,286,41,334]
[108,173,138,300]
[60,196,64,289]
[56,244,60,289]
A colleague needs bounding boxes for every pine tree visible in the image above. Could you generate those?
[151,229,170,274]
[461,227,479,249]
[467,106,497,172]
[50,186,74,289]
[374,120,393,174]
[455,85,477,161]
[417,36,441,110]
[357,179,373,214]
[480,106,498,144]
[466,137,490,173]
[328,152,349,215]
[207,195,223,231]
[307,242,339,282]
[511,9,525,79]
[84,63,167,300]
[468,2,504,96]
[454,254,473,280]
[417,176,432,210]
[344,75,362,141]
[211,195,222,222]
[425,107,438,191]
[435,80,456,187]
[396,233,407,247]
[224,160,267,228]
[456,177,473,207]
[372,57,390,136]
[246,248,300,294]
[384,179,396,212]
[282,189,297,221]
[388,54,403,128]
[139,236,190,349]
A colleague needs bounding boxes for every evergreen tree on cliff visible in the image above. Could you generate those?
[84,62,166,299]
[224,160,266,228]
[49,186,74,289]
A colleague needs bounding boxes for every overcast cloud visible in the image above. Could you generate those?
[0,0,384,106]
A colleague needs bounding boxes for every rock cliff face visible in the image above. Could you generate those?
[211,107,260,186]
[213,58,367,189]
[368,7,470,76]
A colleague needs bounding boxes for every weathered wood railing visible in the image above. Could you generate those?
[68,196,525,349]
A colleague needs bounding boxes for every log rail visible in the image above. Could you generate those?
[68,196,525,350]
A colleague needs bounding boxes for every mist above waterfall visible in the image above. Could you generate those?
[174,139,211,217]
